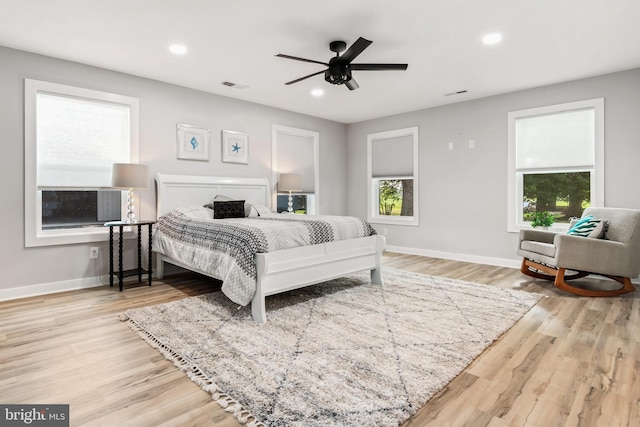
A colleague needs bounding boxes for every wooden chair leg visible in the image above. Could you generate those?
[520,258,588,281]
[554,269,635,297]
[520,258,556,281]
[520,258,635,297]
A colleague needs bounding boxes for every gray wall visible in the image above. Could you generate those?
[4,43,639,292]
[1,46,347,291]
[347,67,640,263]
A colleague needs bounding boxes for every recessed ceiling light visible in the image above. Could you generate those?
[482,33,502,45]
[169,44,188,55]
[311,88,324,97]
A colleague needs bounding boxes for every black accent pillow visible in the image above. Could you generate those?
[213,200,246,219]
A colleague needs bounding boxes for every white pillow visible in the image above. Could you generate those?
[249,203,273,216]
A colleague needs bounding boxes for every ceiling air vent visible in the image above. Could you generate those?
[221,81,249,89]
[444,90,468,97]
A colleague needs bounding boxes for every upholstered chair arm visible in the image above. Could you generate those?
[553,234,634,277]
[519,229,557,244]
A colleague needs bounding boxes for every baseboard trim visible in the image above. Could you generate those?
[385,245,640,285]
[0,274,147,302]
[3,248,636,301]
[0,249,520,302]
[385,245,522,269]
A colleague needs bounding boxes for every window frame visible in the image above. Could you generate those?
[367,127,419,226]
[24,79,139,247]
[507,98,604,232]
[271,125,320,214]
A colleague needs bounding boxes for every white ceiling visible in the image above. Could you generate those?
[2,0,640,124]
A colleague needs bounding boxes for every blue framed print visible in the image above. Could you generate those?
[222,130,249,164]
[177,124,210,161]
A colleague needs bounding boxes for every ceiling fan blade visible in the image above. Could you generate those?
[338,37,372,63]
[276,54,328,66]
[284,70,326,85]
[345,79,359,91]
[350,63,408,71]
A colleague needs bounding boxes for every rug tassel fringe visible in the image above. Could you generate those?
[121,314,266,427]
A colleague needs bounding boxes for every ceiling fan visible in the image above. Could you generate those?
[276,37,408,91]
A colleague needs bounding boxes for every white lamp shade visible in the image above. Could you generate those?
[279,173,302,192]
[112,163,149,189]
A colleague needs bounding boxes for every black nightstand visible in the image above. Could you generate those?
[104,220,155,291]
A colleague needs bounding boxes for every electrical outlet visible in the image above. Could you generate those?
[468,139,475,149]
[448,142,454,151]
[89,247,99,259]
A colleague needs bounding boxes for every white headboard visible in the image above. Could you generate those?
[155,173,270,218]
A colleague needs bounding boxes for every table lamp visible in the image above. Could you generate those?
[112,163,149,223]
[278,173,302,213]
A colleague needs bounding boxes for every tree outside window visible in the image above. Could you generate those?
[522,172,590,223]
[378,179,413,216]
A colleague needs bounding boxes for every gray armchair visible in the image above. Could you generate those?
[517,207,640,296]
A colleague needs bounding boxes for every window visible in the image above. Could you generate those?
[367,127,419,226]
[507,98,604,231]
[42,190,121,229]
[272,125,319,214]
[25,79,139,246]
[276,194,315,214]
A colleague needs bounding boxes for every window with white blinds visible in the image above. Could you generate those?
[25,79,139,246]
[367,127,419,226]
[507,98,604,232]
[371,134,414,178]
[272,125,319,214]
[274,131,316,193]
[36,92,132,188]
[515,108,595,171]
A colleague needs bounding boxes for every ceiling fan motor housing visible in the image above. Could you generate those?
[325,59,352,85]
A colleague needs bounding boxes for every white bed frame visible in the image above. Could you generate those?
[154,173,385,323]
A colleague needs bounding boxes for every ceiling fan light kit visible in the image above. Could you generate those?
[276,37,408,91]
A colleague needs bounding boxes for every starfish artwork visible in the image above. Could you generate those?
[231,142,241,153]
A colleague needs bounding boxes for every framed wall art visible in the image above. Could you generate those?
[222,130,249,164]
[177,124,210,161]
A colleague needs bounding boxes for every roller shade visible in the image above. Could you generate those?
[276,132,315,193]
[516,108,595,170]
[371,135,413,177]
[36,92,131,188]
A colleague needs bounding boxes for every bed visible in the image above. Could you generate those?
[153,173,385,323]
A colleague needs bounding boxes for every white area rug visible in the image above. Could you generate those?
[123,268,543,427]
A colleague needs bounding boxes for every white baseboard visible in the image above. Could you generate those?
[2,248,637,301]
[385,245,522,269]
[385,245,640,284]
[0,274,147,302]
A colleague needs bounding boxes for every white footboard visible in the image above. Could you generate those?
[251,235,385,323]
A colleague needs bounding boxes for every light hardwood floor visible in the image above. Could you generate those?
[1,253,638,426]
